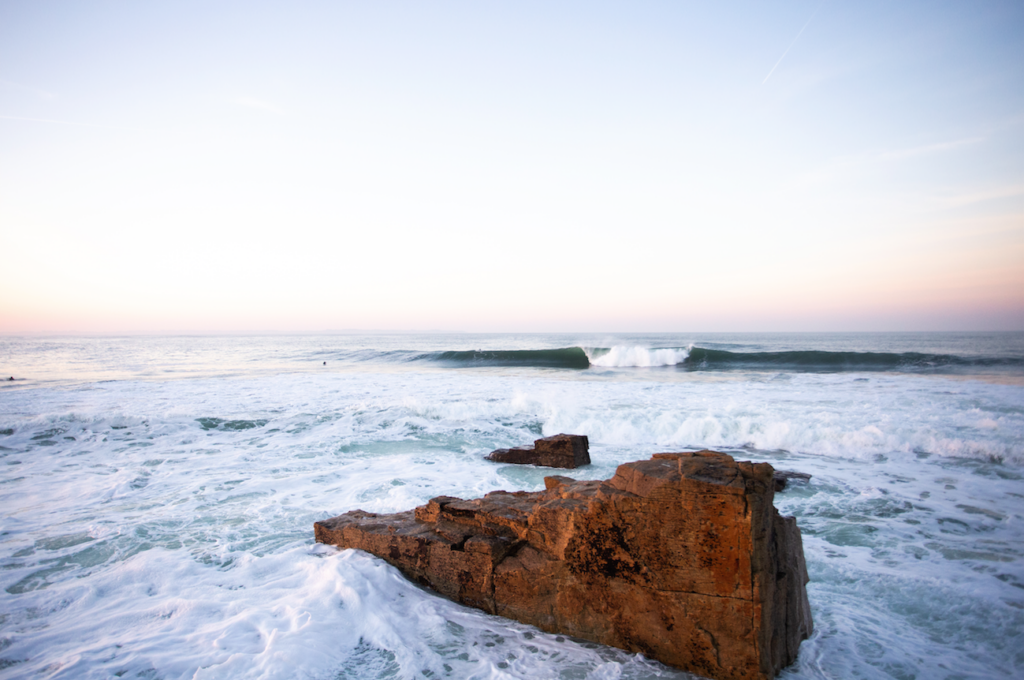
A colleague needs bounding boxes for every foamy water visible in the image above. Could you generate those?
[587,346,691,368]
[1,334,1023,679]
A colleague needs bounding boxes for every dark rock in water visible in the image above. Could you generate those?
[315,450,813,680]
[773,470,812,492]
[485,434,590,468]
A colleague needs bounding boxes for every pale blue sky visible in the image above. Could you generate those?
[2,1,1022,332]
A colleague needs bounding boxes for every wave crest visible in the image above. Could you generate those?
[588,346,691,368]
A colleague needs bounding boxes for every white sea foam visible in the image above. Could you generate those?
[509,373,1024,464]
[1,358,1023,678]
[587,346,691,368]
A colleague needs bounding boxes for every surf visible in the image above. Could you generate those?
[416,347,591,369]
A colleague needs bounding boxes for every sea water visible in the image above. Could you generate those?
[1,333,1022,679]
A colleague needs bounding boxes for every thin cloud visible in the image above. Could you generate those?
[0,79,57,100]
[762,1,826,86]
[933,184,1024,209]
[786,137,988,191]
[878,137,984,161]
[0,114,146,132]
[231,96,283,115]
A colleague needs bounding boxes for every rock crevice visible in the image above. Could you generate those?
[315,450,812,680]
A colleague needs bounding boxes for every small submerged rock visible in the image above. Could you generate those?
[773,470,812,492]
[485,434,590,469]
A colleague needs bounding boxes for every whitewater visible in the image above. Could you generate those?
[1,333,1023,679]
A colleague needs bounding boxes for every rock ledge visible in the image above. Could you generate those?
[314,450,812,680]
[485,433,590,468]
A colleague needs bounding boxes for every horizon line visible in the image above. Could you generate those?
[2,329,1023,338]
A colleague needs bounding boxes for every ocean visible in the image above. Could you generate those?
[1,332,1022,679]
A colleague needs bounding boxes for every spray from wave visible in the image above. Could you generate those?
[587,346,691,368]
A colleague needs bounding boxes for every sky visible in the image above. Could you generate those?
[1,0,1023,333]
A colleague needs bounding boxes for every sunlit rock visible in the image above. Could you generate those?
[315,450,813,680]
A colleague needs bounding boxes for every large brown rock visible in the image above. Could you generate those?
[314,450,812,680]
[485,433,590,468]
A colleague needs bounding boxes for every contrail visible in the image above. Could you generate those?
[762,1,825,85]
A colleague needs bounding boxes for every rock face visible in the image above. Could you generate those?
[314,450,812,680]
[485,433,590,468]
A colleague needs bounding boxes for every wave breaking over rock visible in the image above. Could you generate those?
[315,450,813,680]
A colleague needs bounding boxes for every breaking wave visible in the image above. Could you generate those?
[367,346,1024,374]
[587,346,691,367]
[682,348,1024,372]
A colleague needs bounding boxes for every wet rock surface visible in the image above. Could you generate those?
[315,450,812,680]
[484,433,591,468]
[773,470,812,492]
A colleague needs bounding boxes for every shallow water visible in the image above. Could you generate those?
[1,334,1022,679]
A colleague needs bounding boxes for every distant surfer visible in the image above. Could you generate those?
[7,376,13,381]
[323,361,326,366]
